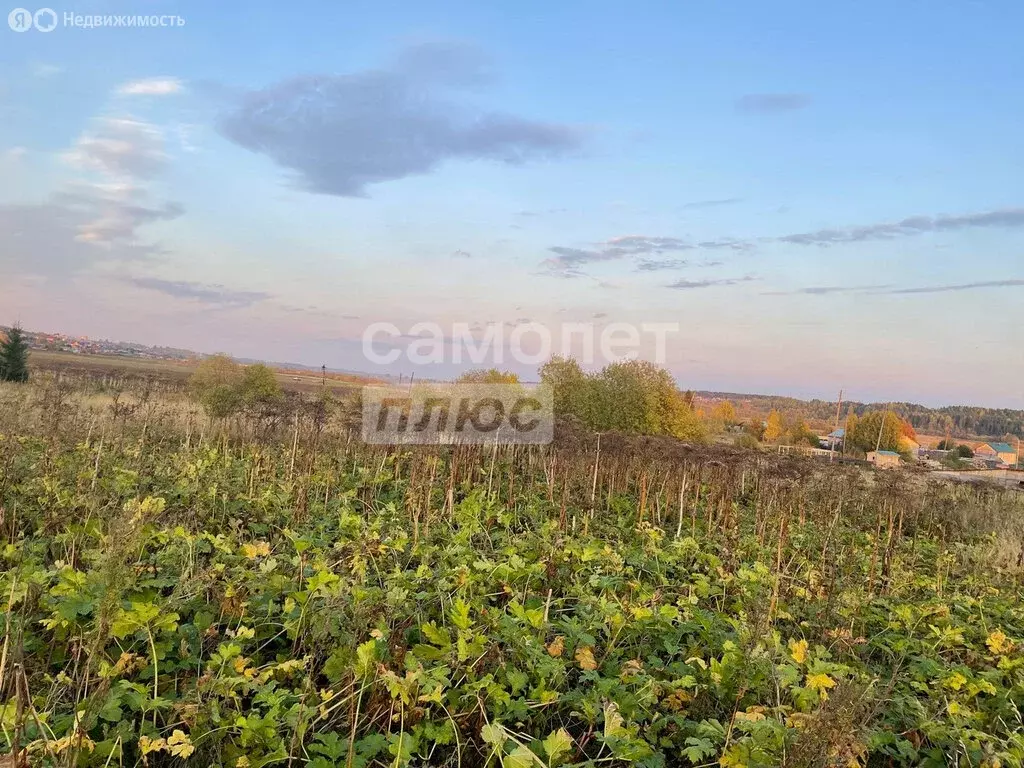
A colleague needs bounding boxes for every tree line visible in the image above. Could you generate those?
[701,392,1024,439]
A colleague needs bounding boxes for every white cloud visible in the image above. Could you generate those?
[32,63,63,78]
[62,117,168,179]
[117,77,184,96]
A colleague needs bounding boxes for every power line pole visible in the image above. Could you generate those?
[831,388,843,461]
[874,405,888,453]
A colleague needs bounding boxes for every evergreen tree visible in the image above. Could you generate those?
[0,324,30,383]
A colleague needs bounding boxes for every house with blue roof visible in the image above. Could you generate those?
[818,427,845,450]
[975,442,1018,466]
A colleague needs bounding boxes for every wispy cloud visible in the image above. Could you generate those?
[737,93,812,113]
[667,276,757,290]
[63,117,168,179]
[219,42,581,197]
[126,277,270,307]
[543,232,752,276]
[548,206,1024,277]
[762,284,889,296]
[680,197,741,210]
[636,258,688,272]
[764,279,1024,296]
[58,117,182,245]
[452,249,473,258]
[778,209,1024,246]
[117,77,184,96]
[31,62,62,78]
[885,279,1024,294]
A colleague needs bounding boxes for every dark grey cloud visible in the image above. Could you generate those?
[737,93,813,113]
[667,276,757,290]
[452,249,472,258]
[778,209,1024,246]
[680,198,741,210]
[126,277,271,308]
[219,42,581,197]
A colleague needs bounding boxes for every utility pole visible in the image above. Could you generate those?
[874,405,887,453]
[831,388,843,461]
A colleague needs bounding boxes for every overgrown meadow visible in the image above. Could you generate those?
[1,376,1023,767]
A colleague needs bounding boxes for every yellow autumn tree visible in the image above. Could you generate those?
[764,409,784,442]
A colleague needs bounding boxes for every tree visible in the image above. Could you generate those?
[745,419,766,441]
[712,400,737,425]
[189,354,245,418]
[537,356,705,442]
[955,444,974,458]
[0,324,30,383]
[456,368,521,384]
[239,364,283,408]
[847,410,907,454]
[763,410,783,442]
[539,356,592,422]
[788,418,819,447]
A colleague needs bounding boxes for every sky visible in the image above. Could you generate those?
[1,0,1022,407]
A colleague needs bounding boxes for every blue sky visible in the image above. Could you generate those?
[1,0,1022,407]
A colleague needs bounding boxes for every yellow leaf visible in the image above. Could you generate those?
[240,541,270,560]
[167,729,195,759]
[546,636,565,657]
[139,736,167,756]
[575,646,598,671]
[806,673,836,692]
[943,672,967,691]
[735,709,766,722]
[987,629,1012,655]
[788,638,808,664]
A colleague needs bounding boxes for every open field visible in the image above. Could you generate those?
[27,350,379,395]
[1,377,1024,767]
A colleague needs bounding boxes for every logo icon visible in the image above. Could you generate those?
[33,6,55,30]
[8,7,32,30]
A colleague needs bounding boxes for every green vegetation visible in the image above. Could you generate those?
[189,355,284,418]
[539,357,705,442]
[0,324,30,383]
[456,369,522,385]
[844,411,916,457]
[2,373,1024,768]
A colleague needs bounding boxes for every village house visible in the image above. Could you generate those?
[974,442,1019,467]
[866,450,901,468]
[818,428,845,450]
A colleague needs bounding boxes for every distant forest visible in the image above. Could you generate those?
[699,393,1024,440]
